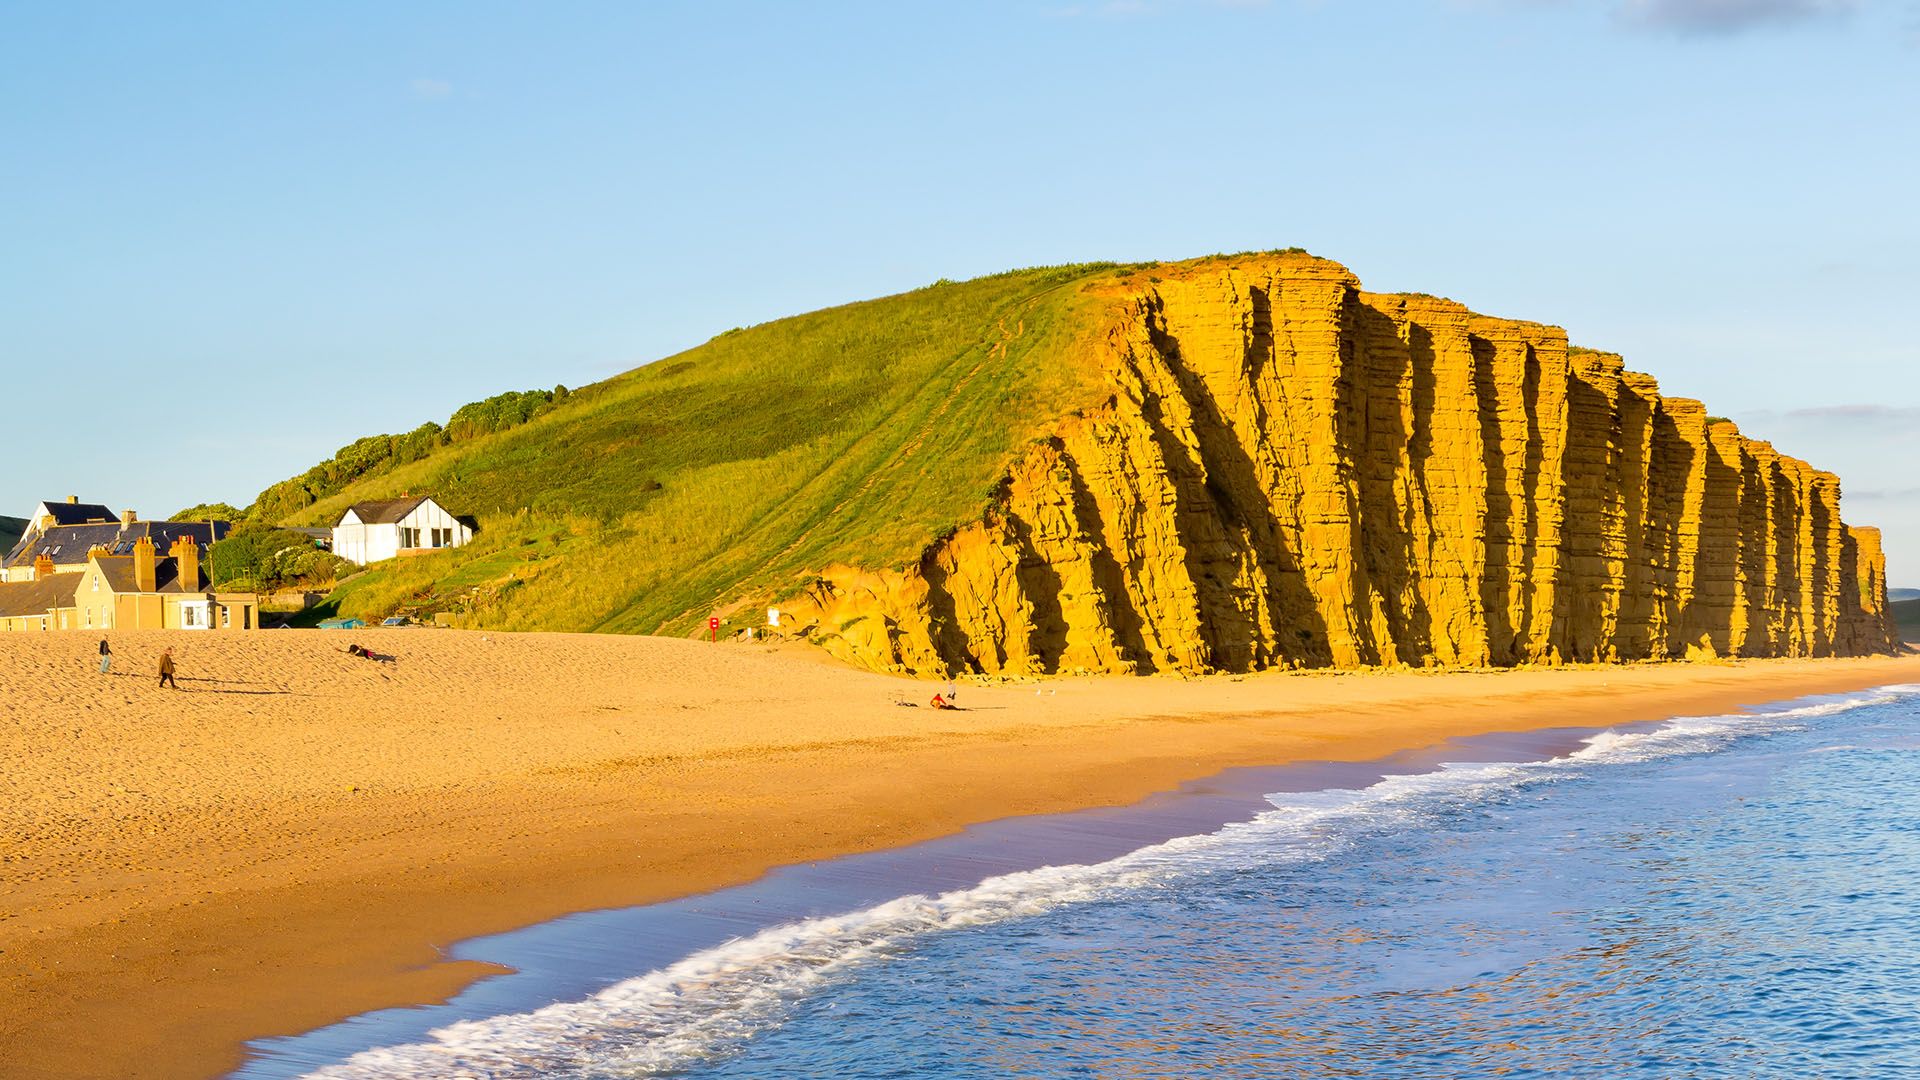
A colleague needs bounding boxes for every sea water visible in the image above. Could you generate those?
[249,684,1920,1079]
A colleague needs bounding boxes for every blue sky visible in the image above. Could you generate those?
[4,0,1916,583]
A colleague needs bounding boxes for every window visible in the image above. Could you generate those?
[399,527,421,548]
[221,607,231,629]
[431,527,452,548]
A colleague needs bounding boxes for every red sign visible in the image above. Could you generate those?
[708,617,720,629]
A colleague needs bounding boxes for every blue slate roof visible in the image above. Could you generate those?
[4,520,231,571]
[37,501,116,527]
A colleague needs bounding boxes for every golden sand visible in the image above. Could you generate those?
[3,628,1916,1078]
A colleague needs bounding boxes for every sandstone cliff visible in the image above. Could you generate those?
[784,253,1900,675]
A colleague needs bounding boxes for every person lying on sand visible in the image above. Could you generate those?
[344,643,396,664]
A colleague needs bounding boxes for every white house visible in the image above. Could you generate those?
[332,496,474,566]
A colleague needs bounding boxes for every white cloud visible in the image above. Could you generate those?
[409,77,454,100]
[1777,404,1920,428]
[1618,0,1859,33]
[1464,0,1869,34]
[1849,486,1920,501]
[1042,0,1272,16]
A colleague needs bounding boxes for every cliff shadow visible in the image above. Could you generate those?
[1343,301,1427,665]
[1562,373,1617,662]
[1609,388,1657,661]
[1398,320,1443,661]
[1243,284,1336,665]
[1769,468,1804,652]
[1806,481,1837,656]
[921,547,991,675]
[1645,407,1698,660]
[1735,455,1770,656]
[1518,342,1552,659]
[1687,441,1742,655]
[1470,335,1517,664]
[1059,446,1155,673]
[1002,510,1072,674]
[1138,290,1333,669]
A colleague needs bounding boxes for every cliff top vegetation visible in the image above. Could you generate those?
[265,261,1127,631]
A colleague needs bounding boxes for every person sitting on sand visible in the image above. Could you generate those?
[930,693,960,710]
[98,638,111,675]
[157,648,176,690]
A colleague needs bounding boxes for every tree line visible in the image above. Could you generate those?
[249,385,572,522]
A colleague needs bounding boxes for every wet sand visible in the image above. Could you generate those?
[238,722,1641,1075]
[3,628,1917,1079]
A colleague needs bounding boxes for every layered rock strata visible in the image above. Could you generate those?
[790,254,1900,675]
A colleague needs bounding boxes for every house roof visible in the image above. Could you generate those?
[3,520,230,570]
[36,501,117,527]
[92,555,208,595]
[339,496,431,526]
[0,572,81,618]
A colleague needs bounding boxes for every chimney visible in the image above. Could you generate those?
[66,495,78,504]
[132,536,157,593]
[171,536,201,591]
[87,544,108,562]
[33,554,54,579]
[122,509,136,525]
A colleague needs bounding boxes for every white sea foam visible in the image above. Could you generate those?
[300,690,1908,1080]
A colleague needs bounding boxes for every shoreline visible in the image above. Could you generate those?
[3,629,1917,1079]
[240,719,1655,1075]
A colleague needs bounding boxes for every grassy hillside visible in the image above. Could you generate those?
[0,516,25,555]
[1895,598,1920,643]
[279,263,1122,632]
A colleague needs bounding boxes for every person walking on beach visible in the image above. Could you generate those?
[158,647,177,689]
[98,638,111,675]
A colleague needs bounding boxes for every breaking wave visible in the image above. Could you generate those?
[301,689,1912,1079]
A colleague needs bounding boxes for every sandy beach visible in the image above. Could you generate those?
[2,629,1916,1079]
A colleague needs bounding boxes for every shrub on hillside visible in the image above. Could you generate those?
[170,502,247,522]
[210,525,352,591]
[447,386,570,442]
[251,389,567,522]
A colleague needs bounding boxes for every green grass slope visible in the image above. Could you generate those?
[279,264,1120,633]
